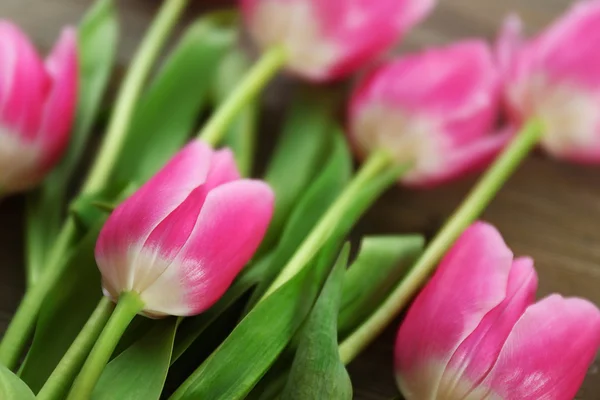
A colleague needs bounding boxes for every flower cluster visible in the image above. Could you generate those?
[0,0,599,399]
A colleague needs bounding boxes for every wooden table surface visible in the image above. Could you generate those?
[1,0,599,399]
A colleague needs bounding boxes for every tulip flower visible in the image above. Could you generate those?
[394,222,600,400]
[0,21,77,194]
[498,1,600,162]
[65,140,274,399]
[96,139,274,317]
[241,0,436,82]
[349,40,506,187]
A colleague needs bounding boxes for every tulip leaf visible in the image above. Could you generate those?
[244,130,352,311]
[25,0,118,286]
[20,222,106,394]
[0,364,36,400]
[92,318,179,400]
[260,89,338,251]
[111,12,236,191]
[281,248,351,400]
[170,243,350,400]
[215,48,258,176]
[338,235,424,337]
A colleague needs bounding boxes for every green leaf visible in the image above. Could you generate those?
[0,364,36,400]
[281,248,351,400]
[244,131,352,310]
[338,235,424,337]
[20,222,106,394]
[25,0,118,286]
[92,318,179,400]
[170,243,350,400]
[111,12,236,189]
[215,48,258,176]
[260,89,337,251]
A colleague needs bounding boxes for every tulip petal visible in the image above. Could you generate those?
[395,222,514,399]
[0,21,47,140]
[96,140,215,296]
[438,257,537,398]
[38,27,78,170]
[139,179,274,316]
[479,295,600,400]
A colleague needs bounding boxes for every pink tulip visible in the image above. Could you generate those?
[95,140,274,318]
[349,41,507,187]
[241,0,436,81]
[395,222,600,400]
[498,1,600,163]
[0,21,77,194]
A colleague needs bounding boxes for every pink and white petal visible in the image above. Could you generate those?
[405,129,511,188]
[0,22,19,111]
[38,27,78,171]
[95,140,214,292]
[438,257,538,398]
[395,222,514,398]
[204,147,241,189]
[397,0,437,32]
[139,179,274,316]
[0,21,47,140]
[496,14,526,84]
[480,295,600,400]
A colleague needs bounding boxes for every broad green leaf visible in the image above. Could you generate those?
[20,222,106,394]
[215,48,258,176]
[171,251,274,362]
[281,249,351,400]
[170,243,350,400]
[93,318,179,400]
[111,12,236,189]
[25,0,118,286]
[244,131,352,311]
[338,235,424,337]
[0,364,35,400]
[260,89,337,251]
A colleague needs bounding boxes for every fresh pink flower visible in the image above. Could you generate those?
[0,21,77,194]
[349,40,507,187]
[95,140,274,318]
[395,222,600,400]
[498,1,600,163]
[241,0,436,81]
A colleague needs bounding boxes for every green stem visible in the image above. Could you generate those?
[0,218,78,370]
[339,119,544,364]
[67,292,144,400]
[199,45,288,146]
[81,0,189,195]
[262,149,396,299]
[37,297,115,400]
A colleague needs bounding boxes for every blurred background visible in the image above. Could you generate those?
[0,0,599,398]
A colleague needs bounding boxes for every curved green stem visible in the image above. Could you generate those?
[37,297,115,400]
[199,45,287,147]
[339,119,544,364]
[67,292,143,400]
[262,149,397,299]
[0,218,78,370]
[82,0,189,195]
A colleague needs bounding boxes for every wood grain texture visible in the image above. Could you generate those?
[0,0,599,398]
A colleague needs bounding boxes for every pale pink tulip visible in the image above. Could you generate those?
[0,21,77,194]
[241,0,436,81]
[395,222,600,400]
[95,140,274,317]
[498,1,600,162]
[349,41,507,187]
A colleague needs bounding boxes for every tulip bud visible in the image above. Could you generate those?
[395,222,600,400]
[95,140,274,318]
[241,0,436,81]
[0,22,77,194]
[498,1,600,163]
[349,41,506,187]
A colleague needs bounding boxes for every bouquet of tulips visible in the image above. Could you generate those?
[1,0,600,399]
